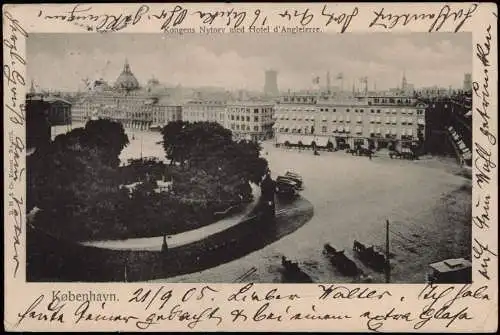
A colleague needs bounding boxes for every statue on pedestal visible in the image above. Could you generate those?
[260,170,276,221]
[161,235,169,253]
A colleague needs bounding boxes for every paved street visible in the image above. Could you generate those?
[56,126,471,283]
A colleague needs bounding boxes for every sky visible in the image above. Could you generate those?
[27,32,471,92]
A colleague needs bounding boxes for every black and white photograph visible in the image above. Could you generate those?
[26,32,474,284]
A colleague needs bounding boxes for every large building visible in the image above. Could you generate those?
[225,101,275,142]
[27,92,72,126]
[183,99,226,126]
[264,70,279,97]
[26,96,51,151]
[273,93,426,151]
[72,60,182,129]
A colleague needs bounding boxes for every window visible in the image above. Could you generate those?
[355,109,358,113]
[333,108,337,112]
[345,115,351,123]
[360,109,364,113]
[254,126,259,131]
[346,108,350,112]
[377,109,381,114]
[254,108,259,113]
[357,116,362,123]
[322,126,327,133]
[236,115,240,121]
[355,126,362,134]
[376,116,381,123]
[246,116,250,122]
[254,116,259,122]
[371,109,375,113]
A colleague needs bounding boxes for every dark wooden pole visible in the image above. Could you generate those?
[385,219,391,283]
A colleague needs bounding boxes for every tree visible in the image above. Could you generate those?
[161,120,187,166]
[84,119,129,168]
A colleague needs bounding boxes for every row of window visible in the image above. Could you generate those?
[278,107,423,115]
[227,107,273,114]
[371,98,414,104]
[230,115,261,122]
[275,115,421,124]
[230,124,261,131]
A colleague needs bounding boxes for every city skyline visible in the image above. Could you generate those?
[28,32,471,92]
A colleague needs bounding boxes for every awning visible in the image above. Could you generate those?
[277,134,297,145]
[322,116,328,121]
[314,136,329,147]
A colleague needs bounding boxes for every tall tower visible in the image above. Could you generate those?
[29,80,36,95]
[326,71,331,94]
[401,71,408,92]
[463,73,472,91]
[264,70,279,97]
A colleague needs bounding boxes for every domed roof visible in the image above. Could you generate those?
[114,59,140,91]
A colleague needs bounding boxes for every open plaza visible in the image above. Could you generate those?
[57,125,471,283]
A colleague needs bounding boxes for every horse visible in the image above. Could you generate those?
[353,240,386,272]
[323,244,359,276]
[281,256,313,283]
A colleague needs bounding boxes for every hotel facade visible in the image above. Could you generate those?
[273,94,426,151]
[183,99,227,126]
[225,101,275,142]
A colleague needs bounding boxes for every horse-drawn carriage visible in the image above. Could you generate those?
[284,171,304,190]
[426,258,472,284]
[281,256,313,283]
[347,146,373,157]
[275,176,299,197]
[389,148,415,160]
[323,244,359,276]
[353,240,387,272]
[275,171,304,198]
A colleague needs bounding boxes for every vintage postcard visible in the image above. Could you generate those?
[3,2,498,332]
